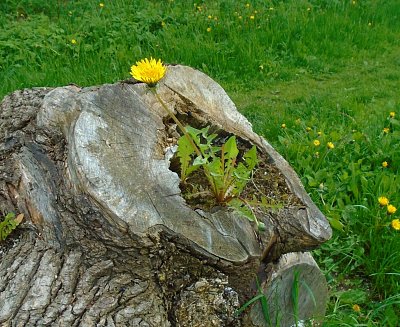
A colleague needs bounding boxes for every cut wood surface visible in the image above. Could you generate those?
[0,66,331,326]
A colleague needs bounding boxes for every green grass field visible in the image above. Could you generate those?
[1,0,399,325]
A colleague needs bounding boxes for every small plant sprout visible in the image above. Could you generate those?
[177,126,268,231]
[0,212,24,242]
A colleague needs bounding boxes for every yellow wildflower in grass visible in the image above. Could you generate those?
[246,3,250,8]
[314,152,319,158]
[382,161,388,168]
[378,196,389,206]
[391,219,400,230]
[387,204,397,215]
[250,15,255,20]
[306,127,311,132]
[281,123,286,129]
[71,39,77,44]
[207,27,212,32]
[208,15,212,19]
[317,131,322,136]
[383,127,390,134]
[313,140,320,146]
[389,111,395,118]
[352,304,361,312]
[130,57,167,87]
[327,142,334,149]
[161,21,166,27]
[307,7,311,11]
[99,3,104,8]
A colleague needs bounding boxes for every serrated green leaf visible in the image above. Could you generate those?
[244,145,258,170]
[177,134,196,181]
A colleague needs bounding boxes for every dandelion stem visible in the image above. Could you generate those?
[152,88,202,158]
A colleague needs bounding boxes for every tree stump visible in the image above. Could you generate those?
[0,65,331,326]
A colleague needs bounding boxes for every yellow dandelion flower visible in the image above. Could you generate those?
[368,22,372,26]
[389,111,395,118]
[246,3,250,8]
[317,131,322,136]
[206,27,212,32]
[387,204,397,215]
[306,127,311,132]
[208,15,212,19]
[391,219,400,230]
[99,3,104,8]
[378,196,389,206]
[383,127,390,134]
[130,57,167,87]
[327,142,334,149]
[352,304,361,312]
[281,123,286,129]
[382,161,388,168]
[313,140,320,146]
[250,15,255,20]
[71,39,77,44]
[314,152,320,158]
[307,7,311,11]
[352,1,356,5]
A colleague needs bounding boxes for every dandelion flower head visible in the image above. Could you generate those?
[387,204,397,215]
[327,142,334,149]
[313,140,320,146]
[130,57,166,87]
[390,111,395,118]
[378,196,389,206]
[391,219,400,230]
[382,161,388,168]
[352,304,361,312]
[383,127,390,134]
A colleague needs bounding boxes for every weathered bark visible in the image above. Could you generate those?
[0,66,331,326]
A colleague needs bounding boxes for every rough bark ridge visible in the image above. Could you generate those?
[0,66,332,326]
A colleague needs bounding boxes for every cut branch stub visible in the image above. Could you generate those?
[247,252,328,327]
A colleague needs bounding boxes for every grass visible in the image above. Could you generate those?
[1,0,399,325]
